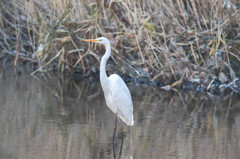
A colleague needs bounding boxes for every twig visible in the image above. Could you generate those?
[31,48,63,75]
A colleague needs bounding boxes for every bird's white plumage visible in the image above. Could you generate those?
[86,37,134,126]
[104,74,134,126]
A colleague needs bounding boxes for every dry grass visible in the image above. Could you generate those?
[0,0,240,90]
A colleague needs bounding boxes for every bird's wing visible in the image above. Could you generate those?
[108,74,134,126]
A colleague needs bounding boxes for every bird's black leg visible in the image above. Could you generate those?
[118,128,124,159]
[115,116,124,159]
[113,116,117,159]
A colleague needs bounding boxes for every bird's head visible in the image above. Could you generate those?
[84,37,110,46]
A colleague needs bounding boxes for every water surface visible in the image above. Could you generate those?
[0,67,240,159]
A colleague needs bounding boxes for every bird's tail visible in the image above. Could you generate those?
[129,114,134,126]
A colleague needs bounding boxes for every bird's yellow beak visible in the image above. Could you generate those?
[83,39,99,42]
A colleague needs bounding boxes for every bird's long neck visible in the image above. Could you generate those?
[100,43,111,92]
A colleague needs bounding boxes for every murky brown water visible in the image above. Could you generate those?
[0,67,240,159]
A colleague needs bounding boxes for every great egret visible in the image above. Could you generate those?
[84,37,134,126]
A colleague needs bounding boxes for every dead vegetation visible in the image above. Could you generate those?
[0,0,240,92]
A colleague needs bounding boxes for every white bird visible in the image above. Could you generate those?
[84,37,134,126]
